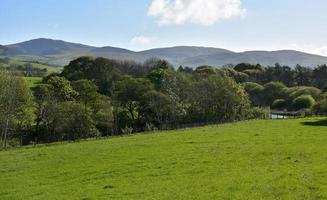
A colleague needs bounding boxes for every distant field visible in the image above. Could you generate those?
[24,76,42,88]
[0,57,61,74]
[10,59,61,73]
[1,118,327,199]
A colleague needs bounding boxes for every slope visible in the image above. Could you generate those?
[1,118,327,199]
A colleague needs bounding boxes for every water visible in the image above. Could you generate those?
[271,114,290,119]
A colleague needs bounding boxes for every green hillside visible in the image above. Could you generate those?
[9,59,61,73]
[0,57,61,74]
[1,118,327,199]
[23,76,42,88]
[3,38,327,67]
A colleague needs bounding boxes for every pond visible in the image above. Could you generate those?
[271,114,290,119]
[271,113,299,119]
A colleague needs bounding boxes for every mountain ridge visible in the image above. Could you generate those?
[1,38,327,68]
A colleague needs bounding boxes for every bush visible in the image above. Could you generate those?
[55,102,99,140]
[297,109,313,117]
[312,99,327,115]
[242,82,264,106]
[247,107,270,120]
[234,63,263,72]
[289,87,321,100]
[292,95,316,110]
[272,99,287,110]
[243,82,264,93]
[263,82,287,106]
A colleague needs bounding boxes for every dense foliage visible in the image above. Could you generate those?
[232,63,327,113]
[0,57,253,148]
[2,57,327,148]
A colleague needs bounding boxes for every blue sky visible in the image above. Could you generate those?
[1,0,327,55]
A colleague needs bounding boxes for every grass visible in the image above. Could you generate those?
[1,118,327,199]
[23,76,42,88]
[0,57,61,74]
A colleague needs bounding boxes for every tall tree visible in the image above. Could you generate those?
[312,65,327,88]
[294,64,312,86]
[0,71,34,149]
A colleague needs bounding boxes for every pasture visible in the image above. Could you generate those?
[1,118,327,199]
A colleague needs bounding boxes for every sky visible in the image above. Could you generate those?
[1,0,327,55]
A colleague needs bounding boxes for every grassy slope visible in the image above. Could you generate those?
[1,118,327,199]
[0,58,61,74]
[23,76,42,88]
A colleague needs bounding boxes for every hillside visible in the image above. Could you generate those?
[2,38,327,67]
[1,118,327,199]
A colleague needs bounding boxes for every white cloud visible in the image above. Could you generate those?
[130,36,155,45]
[148,0,246,26]
[311,46,327,56]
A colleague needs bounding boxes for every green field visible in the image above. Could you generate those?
[23,76,42,88]
[1,118,327,199]
[0,57,61,74]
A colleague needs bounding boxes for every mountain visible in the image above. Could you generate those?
[1,38,327,68]
[6,38,93,55]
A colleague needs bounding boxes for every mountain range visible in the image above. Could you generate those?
[1,38,327,68]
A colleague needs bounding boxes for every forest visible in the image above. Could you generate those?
[1,57,327,149]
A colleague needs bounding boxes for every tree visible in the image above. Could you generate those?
[294,64,312,86]
[61,56,96,81]
[0,71,34,149]
[312,65,327,88]
[242,82,264,106]
[292,95,315,111]
[61,57,121,95]
[242,69,266,84]
[272,99,287,110]
[194,65,216,75]
[33,84,53,141]
[178,66,194,73]
[262,82,287,106]
[148,67,190,123]
[188,75,250,123]
[139,90,174,129]
[33,76,78,143]
[45,76,77,102]
[55,102,99,141]
[288,87,321,101]
[234,63,263,72]
[71,79,114,135]
[72,79,102,110]
[94,98,114,136]
[312,99,327,115]
[115,76,153,131]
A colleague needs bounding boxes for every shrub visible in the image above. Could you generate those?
[292,95,316,110]
[242,82,264,106]
[297,109,313,117]
[263,81,287,106]
[272,99,287,110]
[234,63,263,72]
[312,99,327,115]
[247,107,270,120]
[289,87,321,100]
[243,82,264,93]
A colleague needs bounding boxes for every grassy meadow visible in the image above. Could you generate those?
[1,118,327,199]
[0,58,61,74]
[9,59,60,74]
[23,76,43,88]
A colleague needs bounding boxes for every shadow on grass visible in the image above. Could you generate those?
[302,119,327,127]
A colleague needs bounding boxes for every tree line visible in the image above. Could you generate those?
[1,57,327,149]
[227,63,327,113]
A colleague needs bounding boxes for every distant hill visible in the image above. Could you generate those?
[6,38,93,55]
[1,38,327,68]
